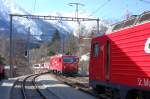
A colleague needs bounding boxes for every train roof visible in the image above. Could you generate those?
[107,11,150,33]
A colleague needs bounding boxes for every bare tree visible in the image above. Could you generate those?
[12,36,32,76]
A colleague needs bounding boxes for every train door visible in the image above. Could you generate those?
[105,40,110,81]
[90,36,107,81]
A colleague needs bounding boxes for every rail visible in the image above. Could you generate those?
[21,74,47,99]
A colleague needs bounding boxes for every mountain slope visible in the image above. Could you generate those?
[0,0,69,43]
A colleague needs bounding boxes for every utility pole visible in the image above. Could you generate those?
[68,2,84,39]
[68,2,84,54]
[27,27,30,67]
[10,14,13,78]
[68,2,85,74]
[34,0,37,13]
[68,3,84,18]
[97,19,100,34]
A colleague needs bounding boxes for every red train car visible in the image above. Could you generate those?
[49,54,79,75]
[0,64,4,79]
[89,11,150,99]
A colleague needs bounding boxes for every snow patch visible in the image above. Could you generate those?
[80,53,90,61]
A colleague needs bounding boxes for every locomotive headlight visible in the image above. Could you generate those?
[64,65,66,69]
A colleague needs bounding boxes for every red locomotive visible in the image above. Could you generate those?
[0,64,4,79]
[89,11,150,99]
[49,54,79,75]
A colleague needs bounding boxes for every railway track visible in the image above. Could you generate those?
[51,73,111,99]
[11,74,47,99]
[10,73,101,99]
[21,74,47,99]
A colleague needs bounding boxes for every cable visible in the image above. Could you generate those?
[88,0,111,17]
[139,0,150,4]
[33,0,37,13]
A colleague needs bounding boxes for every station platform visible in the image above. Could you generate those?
[0,78,17,99]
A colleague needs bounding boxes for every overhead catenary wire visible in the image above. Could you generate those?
[88,0,111,17]
[139,0,150,4]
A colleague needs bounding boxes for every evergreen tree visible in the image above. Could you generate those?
[51,29,61,42]
[48,29,61,54]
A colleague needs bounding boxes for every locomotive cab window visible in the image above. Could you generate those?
[93,43,100,57]
[63,58,74,63]
[73,58,79,62]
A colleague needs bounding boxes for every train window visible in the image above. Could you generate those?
[138,11,150,23]
[93,43,99,57]
[73,58,79,62]
[63,58,74,63]
[34,64,39,67]
[33,64,40,69]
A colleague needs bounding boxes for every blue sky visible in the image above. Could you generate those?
[14,0,150,20]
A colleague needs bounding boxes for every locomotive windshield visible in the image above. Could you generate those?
[63,57,78,63]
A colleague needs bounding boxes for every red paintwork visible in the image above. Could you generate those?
[89,22,150,90]
[49,54,79,74]
[0,64,4,77]
[0,64,4,73]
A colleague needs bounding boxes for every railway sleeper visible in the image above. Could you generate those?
[94,85,121,99]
